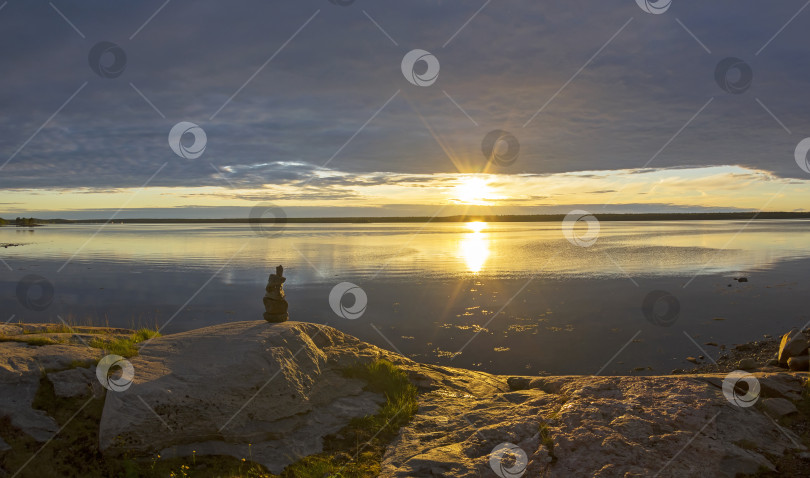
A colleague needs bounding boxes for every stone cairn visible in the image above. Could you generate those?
[263,265,289,322]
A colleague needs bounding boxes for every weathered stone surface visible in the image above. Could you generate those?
[778,329,808,365]
[761,398,798,418]
[98,321,392,473]
[380,373,807,478]
[0,342,101,442]
[47,366,100,398]
[758,374,805,401]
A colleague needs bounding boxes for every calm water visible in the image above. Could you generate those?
[3,220,810,375]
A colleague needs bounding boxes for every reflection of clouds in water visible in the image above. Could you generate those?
[5,221,810,281]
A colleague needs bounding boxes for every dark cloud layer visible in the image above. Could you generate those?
[2,0,810,191]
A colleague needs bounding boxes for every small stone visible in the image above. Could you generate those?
[761,398,798,418]
[778,329,808,365]
[47,366,98,398]
[507,377,531,390]
[686,357,698,364]
[787,355,809,371]
[737,277,748,282]
[738,358,757,370]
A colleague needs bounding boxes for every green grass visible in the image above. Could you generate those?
[276,360,418,477]
[539,421,557,464]
[88,328,161,358]
[0,335,59,346]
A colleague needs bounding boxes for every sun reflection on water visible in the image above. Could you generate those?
[460,222,490,273]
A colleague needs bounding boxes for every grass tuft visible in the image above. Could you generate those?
[89,328,161,358]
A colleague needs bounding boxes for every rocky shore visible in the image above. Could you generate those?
[0,321,808,477]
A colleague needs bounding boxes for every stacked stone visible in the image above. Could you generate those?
[263,265,289,323]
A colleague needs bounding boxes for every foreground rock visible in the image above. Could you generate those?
[0,341,101,442]
[381,373,808,477]
[3,321,809,477]
[99,321,392,473]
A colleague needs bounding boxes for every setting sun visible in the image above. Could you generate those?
[452,176,494,205]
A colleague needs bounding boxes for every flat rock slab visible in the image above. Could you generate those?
[0,342,102,442]
[381,373,809,478]
[98,321,391,473]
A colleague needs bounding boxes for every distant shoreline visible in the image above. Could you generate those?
[6,212,810,225]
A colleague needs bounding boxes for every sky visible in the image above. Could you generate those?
[2,0,810,219]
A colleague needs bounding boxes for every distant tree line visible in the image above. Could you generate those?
[0,217,42,226]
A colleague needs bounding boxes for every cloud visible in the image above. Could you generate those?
[1,0,810,210]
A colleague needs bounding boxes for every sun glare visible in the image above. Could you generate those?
[452,176,493,205]
[466,221,487,233]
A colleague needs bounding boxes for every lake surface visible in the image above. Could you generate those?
[3,220,810,375]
